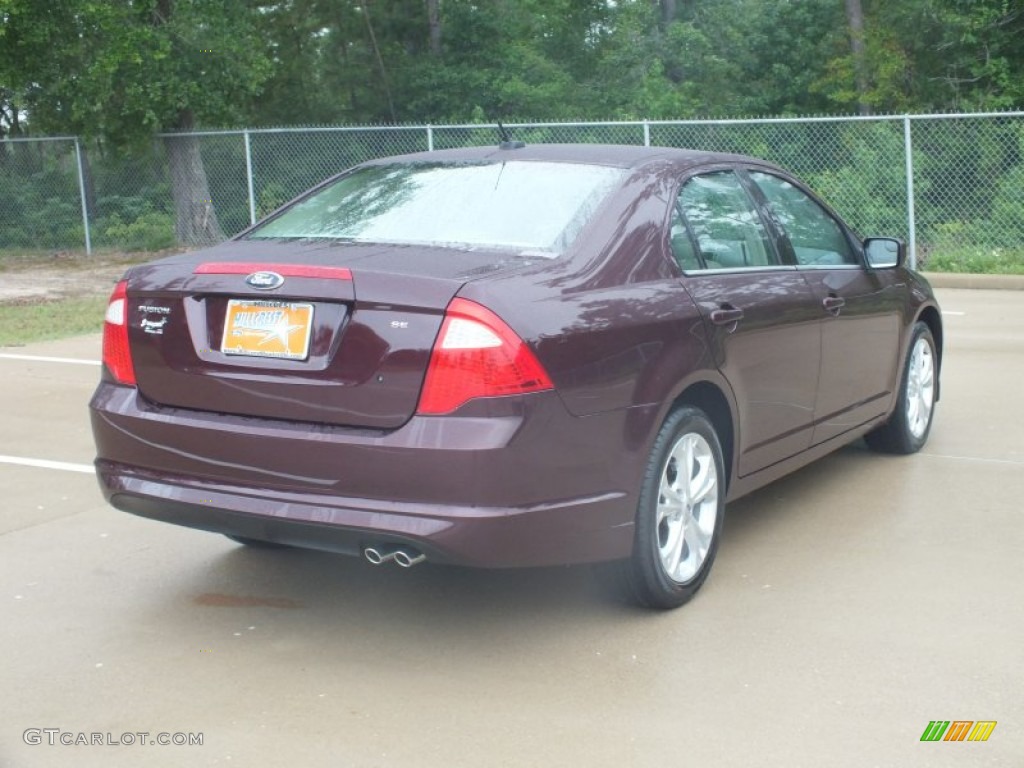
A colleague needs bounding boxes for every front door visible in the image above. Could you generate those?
[746,170,903,444]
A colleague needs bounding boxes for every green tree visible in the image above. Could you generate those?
[817,0,1024,113]
[0,0,270,244]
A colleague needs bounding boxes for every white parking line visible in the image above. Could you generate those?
[921,452,1024,466]
[941,311,966,316]
[0,455,94,474]
[0,353,100,366]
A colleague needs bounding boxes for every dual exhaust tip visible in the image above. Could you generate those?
[363,545,426,568]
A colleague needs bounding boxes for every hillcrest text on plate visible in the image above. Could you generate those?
[221,299,314,360]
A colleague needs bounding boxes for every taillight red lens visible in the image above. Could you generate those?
[102,280,136,386]
[417,298,553,415]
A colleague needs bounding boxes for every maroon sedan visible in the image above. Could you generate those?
[90,144,941,608]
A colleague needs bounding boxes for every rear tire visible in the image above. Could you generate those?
[603,406,726,610]
[865,321,937,455]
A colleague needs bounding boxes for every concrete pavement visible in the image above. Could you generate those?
[0,288,1021,767]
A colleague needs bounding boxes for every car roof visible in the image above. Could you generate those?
[363,143,774,172]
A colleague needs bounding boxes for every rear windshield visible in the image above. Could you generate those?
[246,160,624,256]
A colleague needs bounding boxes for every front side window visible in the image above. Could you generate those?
[247,161,624,257]
[749,171,857,266]
[677,171,777,269]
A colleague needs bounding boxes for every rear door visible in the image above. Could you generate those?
[745,170,903,444]
[673,170,821,477]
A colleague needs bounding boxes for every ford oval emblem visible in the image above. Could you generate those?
[245,271,284,290]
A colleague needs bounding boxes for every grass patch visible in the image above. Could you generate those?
[0,249,70,271]
[0,248,108,271]
[0,296,109,347]
[0,247,177,272]
[923,247,1024,275]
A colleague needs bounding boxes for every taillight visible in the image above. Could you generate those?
[417,298,553,415]
[102,280,136,386]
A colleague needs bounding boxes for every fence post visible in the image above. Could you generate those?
[73,138,92,255]
[244,130,257,226]
[903,115,917,270]
[643,120,651,147]
[427,125,434,152]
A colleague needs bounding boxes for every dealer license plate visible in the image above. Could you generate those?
[221,299,314,360]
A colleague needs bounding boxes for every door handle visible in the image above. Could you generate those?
[710,307,745,326]
[822,295,845,315]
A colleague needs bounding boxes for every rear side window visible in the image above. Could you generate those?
[677,171,777,270]
[749,171,857,266]
[247,161,624,257]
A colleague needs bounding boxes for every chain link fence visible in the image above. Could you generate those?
[2,113,1023,269]
[0,137,85,250]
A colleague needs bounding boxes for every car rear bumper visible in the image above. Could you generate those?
[90,383,648,567]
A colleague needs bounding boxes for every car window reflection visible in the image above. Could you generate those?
[749,172,857,267]
[248,161,624,256]
[677,172,777,270]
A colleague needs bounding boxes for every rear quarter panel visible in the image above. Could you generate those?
[461,165,714,421]
[456,165,732,494]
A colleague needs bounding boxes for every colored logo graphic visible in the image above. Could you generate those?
[221,299,314,360]
[920,720,997,742]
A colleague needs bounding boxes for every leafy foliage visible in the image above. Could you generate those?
[0,0,271,140]
[0,0,1022,264]
[97,212,175,252]
[925,246,1024,274]
[2,0,1021,131]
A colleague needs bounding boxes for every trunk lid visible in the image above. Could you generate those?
[123,240,518,429]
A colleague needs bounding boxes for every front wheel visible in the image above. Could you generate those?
[865,321,937,455]
[604,406,726,610]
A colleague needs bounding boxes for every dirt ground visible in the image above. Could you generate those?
[0,252,170,305]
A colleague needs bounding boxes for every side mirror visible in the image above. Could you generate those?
[864,237,904,269]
